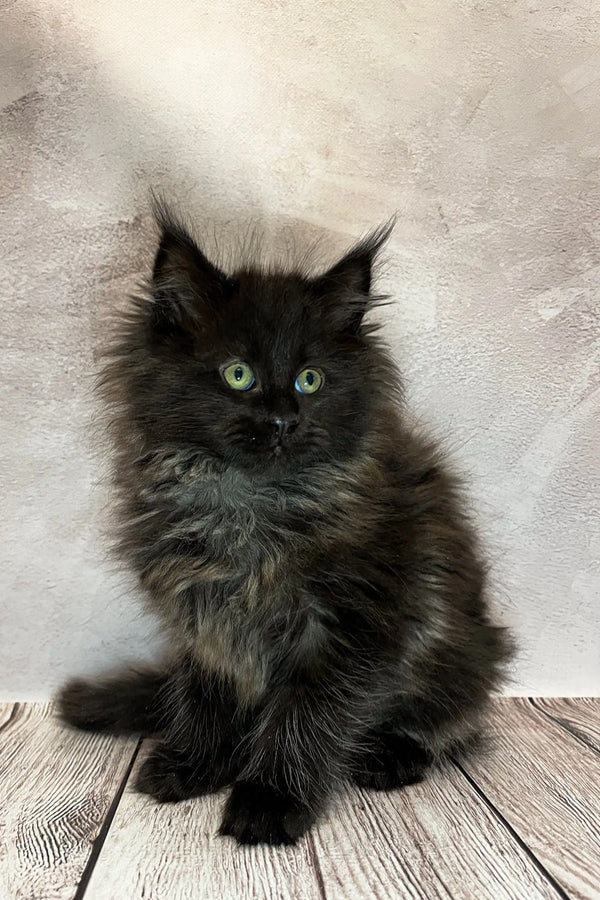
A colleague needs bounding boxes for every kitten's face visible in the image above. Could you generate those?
[130,217,392,477]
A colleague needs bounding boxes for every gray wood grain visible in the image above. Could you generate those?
[80,746,323,900]
[532,697,600,754]
[2,700,598,900]
[311,765,562,900]
[0,702,16,731]
[85,738,561,900]
[461,697,600,900]
[0,703,137,900]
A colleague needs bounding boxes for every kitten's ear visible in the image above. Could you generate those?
[149,203,230,340]
[312,221,394,334]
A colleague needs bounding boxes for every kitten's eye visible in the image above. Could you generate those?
[295,368,324,395]
[222,362,255,391]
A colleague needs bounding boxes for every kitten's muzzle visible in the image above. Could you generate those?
[270,416,299,440]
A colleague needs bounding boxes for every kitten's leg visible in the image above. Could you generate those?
[135,661,249,803]
[352,688,488,790]
[57,667,170,735]
[219,660,383,846]
[218,780,315,846]
[351,730,433,790]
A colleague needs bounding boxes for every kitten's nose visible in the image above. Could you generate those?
[270,416,299,439]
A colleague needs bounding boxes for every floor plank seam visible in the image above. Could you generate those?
[453,760,572,900]
[72,736,144,900]
[0,703,19,736]
[528,698,600,758]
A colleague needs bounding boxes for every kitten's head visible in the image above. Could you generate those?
[115,211,397,477]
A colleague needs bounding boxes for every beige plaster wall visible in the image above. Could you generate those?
[1,0,599,698]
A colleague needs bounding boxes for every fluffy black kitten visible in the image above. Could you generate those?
[58,208,512,845]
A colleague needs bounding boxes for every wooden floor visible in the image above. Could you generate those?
[0,699,599,900]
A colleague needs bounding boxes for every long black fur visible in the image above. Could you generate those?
[58,207,512,845]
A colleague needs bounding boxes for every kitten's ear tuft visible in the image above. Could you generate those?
[148,197,231,341]
[313,220,394,333]
[151,199,228,297]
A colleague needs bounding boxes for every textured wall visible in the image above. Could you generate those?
[1,0,599,698]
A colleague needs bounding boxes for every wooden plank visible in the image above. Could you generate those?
[532,698,600,754]
[3,700,597,899]
[0,703,16,731]
[311,765,561,900]
[0,703,138,900]
[461,697,600,900]
[81,747,323,900]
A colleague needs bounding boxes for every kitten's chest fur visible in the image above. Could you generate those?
[132,451,332,702]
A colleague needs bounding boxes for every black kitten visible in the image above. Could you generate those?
[58,206,512,846]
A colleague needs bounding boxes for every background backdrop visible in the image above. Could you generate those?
[1,0,599,698]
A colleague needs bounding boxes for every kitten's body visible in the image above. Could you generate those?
[59,210,511,844]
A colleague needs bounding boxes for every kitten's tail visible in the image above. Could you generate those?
[57,666,170,736]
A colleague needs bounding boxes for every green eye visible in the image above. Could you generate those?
[222,362,255,391]
[295,368,323,395]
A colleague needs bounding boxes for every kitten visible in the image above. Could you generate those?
[58,206,512,845]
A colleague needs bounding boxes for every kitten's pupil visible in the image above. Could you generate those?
[234,366,244,381]
[305,372,314,386]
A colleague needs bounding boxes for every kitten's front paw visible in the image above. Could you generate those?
[135,744,223,803]
[218,781,315,846]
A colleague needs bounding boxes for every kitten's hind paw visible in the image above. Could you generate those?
[135,744,227,803]
[218,781,315,846]
[352,733,432,791]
